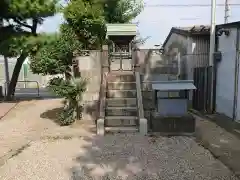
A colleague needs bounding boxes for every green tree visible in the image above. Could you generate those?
[0,0,59,99]
[30,0,144,76]
[30,24,81,77]
[63,0,106,49]
[30,0,107,76]
[103,0,144,23]
[30,0,106,124]
[29,0,144,124]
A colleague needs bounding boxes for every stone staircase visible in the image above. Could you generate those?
[105,71,139,133]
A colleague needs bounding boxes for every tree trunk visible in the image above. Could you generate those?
[6,53,28,100]
[5,18,38,100]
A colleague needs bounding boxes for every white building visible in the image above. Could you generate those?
[215,21,240,122]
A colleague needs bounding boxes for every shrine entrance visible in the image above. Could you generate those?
[108,35,135,71]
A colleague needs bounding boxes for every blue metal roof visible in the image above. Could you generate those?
[152,80,196,91]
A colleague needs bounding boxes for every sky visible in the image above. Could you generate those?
[39,0,240,48]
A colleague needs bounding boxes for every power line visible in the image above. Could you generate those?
[145,3,240,8]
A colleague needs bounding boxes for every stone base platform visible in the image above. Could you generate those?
[151,113,195,135]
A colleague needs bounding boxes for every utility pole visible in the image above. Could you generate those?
[209,0,216,66]
[209,0,216,112]
[224,0,230,23]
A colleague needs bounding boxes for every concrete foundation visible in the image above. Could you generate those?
[97,118,105,135]
[139,118,148,135]
[151,113,195,135]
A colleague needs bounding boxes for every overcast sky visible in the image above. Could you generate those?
[39,0,240,48]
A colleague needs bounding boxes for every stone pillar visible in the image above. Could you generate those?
[102,45,109,72]
[97,118,105,135]
[132,48,140,72]
[140,118,148,135]
[97,45,109,135]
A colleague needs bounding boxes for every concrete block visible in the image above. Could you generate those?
[151,113,195,134]
[139,118,148,135]
[97,118,105,135]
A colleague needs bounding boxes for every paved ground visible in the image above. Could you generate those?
[0,99,93,159]
[195,114,240,178]
[0,102,17,119]
[0,99,239,180]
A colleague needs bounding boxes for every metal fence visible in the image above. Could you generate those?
[163,53,213,113]
[192,66,213,113]
[0,60,50,88]
[0,59,54,98]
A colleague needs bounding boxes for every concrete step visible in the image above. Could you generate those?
[105,116,138,126]
[109,71,134,75]
[105,127,138,133]
[107,72,135,82]
[110,61,132,71]
[107,82,136,90]
[106,107,138,116]
[107,90,137,98]
[106,98,137,107]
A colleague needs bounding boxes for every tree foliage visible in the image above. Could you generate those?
[30,0,108,76]
[30,0,144,77]
[0,0,60,99]
[63,0,106,49]
[30,24,81,75]
[103,0,144,23]
[0,0,60,55]
[0,0,59,19]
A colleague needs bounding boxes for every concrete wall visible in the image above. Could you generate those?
[133,49,173,80]
[215,27,238,120]
[76,50,102,121]
[162,32,210,80]
[132,49,175,124]
[133,33,210,124]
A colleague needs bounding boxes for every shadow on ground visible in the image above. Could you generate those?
[40,107,64,126]
[83,100,99,125]
[68,133,238,180]
[70,135,166,180]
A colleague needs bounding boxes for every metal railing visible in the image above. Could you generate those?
[4,80,40,97]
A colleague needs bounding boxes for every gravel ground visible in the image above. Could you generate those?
[0,134,238,180]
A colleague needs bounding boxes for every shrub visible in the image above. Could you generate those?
[58,107,75,126]
[48,77,87,125]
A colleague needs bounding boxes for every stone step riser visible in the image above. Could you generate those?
[106,109,138,116]
[106,99,137,107]
[107,91,137,98]
[105,119,137,127]
[107,83,136,90]
[107,75,135,83]
[110,63,132,71]
[105,127,138,133]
